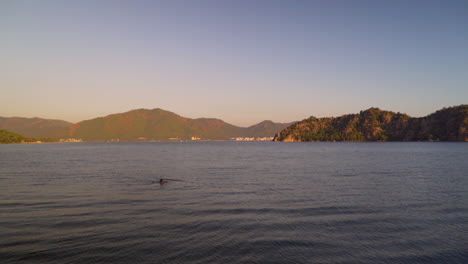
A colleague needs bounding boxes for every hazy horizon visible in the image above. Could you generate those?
[1,0,467,126]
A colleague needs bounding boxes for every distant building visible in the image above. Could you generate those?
[59,138,83,143]
[232,137,273,141]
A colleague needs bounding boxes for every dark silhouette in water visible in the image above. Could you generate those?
[150,178,183,185]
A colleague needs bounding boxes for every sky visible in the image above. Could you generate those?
[1,0,467,126]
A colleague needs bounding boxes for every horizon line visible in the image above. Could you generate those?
[1,104,466,127]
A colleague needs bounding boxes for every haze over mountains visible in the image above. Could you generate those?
[0,117,71,138]
[0,108,292,141]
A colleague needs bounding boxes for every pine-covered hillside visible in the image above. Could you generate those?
[273,105,467,142]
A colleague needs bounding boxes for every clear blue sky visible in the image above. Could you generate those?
[1,0,467,126]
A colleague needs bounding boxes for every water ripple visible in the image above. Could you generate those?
[0,142,467,264]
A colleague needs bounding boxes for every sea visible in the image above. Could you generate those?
[0,142,467,264]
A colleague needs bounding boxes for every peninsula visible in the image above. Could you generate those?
[273,105,467,142]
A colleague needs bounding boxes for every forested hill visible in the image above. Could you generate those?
[1,109,291,141]
[273,105,467,142]
[0,129,58,144]
[67,108,291,141]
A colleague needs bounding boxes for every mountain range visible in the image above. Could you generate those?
[0,109,292,141]
[1,105,466,142]
[273,105,467,142]
[0,117,71,138]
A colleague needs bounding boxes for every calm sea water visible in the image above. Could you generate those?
[0,142,467,263]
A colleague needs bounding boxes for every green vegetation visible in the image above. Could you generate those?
[273,105,468,142]
[0,129,34,143]
[0,129,59,144]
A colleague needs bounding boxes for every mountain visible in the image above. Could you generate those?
[245,120,294,138]
[0,117,72,138]
[67,108,288,141]
[273,105,468,142]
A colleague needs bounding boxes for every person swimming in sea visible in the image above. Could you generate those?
[159,179,167,185]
